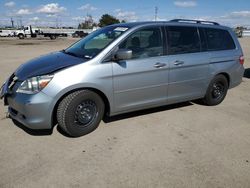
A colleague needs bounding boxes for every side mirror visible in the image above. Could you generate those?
[114,49,132,61]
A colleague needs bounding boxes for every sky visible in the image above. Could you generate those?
[0,0,250,28]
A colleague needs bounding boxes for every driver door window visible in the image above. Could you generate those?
[119,27,163,59]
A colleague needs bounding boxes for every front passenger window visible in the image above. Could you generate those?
[119,27,163,59]
[167,26,200,55]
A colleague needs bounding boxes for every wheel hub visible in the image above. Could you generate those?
[212,82,224,99]
[75,100,97,126]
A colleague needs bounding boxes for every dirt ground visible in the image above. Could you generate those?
[0,37,249,188]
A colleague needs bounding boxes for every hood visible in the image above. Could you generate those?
[15,51,86,80]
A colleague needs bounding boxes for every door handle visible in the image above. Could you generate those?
[174,60,184,66]
[154,62,166,68]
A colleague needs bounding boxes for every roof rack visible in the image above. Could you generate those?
[170,19,220,25]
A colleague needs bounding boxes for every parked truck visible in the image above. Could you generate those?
[15,25,68,40]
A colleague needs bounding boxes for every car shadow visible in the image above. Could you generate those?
[103,102,193,123]
[56,102,193,138]
[244,68,250,78]
[11,101,193,137]
[12,119,53,136]
[56,125,74,138]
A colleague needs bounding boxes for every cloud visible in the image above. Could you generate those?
[37,3,66,14]
[16,9,32,15]
[174,1,197,8]
[30,17,40,21]
[230,11,250,18]
[72,15,98,24]
[215,11,250,26]
[115,9,137,21]
[72,16,85,21]
[184,11,250,27]
[217,11,250,20]
[46,14,57,18]
[4,1,15,7]
[78,4,97,11]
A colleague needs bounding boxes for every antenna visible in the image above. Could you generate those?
[154,6,158,21]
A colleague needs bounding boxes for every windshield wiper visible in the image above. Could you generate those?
[62,50,93,59]
[61,49,79,58]
[83,55,93,59]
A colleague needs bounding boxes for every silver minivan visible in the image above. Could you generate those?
[1,19,245,137]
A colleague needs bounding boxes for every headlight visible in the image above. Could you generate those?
[17,75,53,94]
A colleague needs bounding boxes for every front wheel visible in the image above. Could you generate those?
[203,75,228,106]
[57,90,105,137]
[18,34,25,39]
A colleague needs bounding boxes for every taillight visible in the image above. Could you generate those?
[239,55,244,65]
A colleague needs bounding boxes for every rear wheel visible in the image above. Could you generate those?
[203,75,228,106]
[50,35,56,40]
[57,90,104,137]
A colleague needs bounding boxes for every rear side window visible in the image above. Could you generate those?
[167,26,200,55]
[204,28,236,51]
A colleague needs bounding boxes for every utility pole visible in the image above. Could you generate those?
[19,16,23,27]
[56,18,59,28]
[155,6,158,21]
[11,17,14,28]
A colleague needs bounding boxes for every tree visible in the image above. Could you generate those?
[78,14,97,29]
[99,14,120,27]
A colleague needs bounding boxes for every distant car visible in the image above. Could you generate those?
[0,19,245,137]
[72,31,88,38]
[234,29,243,38]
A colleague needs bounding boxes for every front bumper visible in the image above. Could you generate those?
[6,91,54,130]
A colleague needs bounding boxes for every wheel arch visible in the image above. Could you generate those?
[51,87,111,126]
[216,72,230,87]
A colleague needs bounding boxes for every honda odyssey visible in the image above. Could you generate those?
[0,19,245,137]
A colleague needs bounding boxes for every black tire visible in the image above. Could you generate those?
[57,90,105,137]
[50,35,56,40]
[203,75,228,106]
[18,34,24,39]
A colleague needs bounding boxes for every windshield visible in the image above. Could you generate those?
[64,26,129,59]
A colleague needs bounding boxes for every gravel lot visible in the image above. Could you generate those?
[0,37,250,188]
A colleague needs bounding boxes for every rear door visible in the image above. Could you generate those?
[112,26,169,112]
[166,26,210,103]
[203,27,239,65]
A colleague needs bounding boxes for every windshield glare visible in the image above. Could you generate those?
[65,26,129,59]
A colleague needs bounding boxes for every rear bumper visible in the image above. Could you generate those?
[7,92,54,129]
[229,65,245,89]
